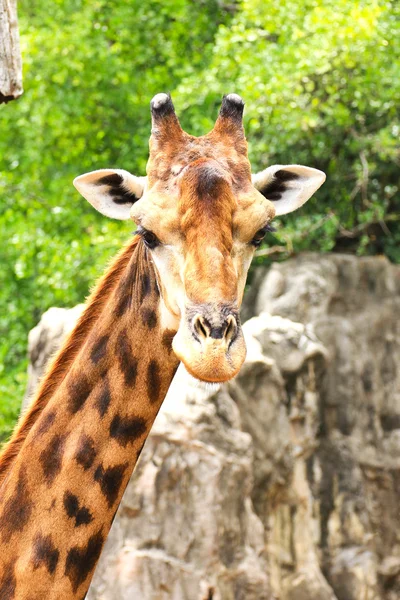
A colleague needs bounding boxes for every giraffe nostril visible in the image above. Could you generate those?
[193,315,210,341]
[225,315,237,344]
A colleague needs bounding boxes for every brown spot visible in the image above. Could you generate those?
[115,288,131,317]
[75,507,93,527]
[0,468,34,543]
[162,329,175,352]
[36,410,56,436]
[64,491,79,516]
[65,530,104,592]
[147,360,161,404]
[95,378,112,417]
[94,462,129,507]
[141,308,157,329]
[90,335,109,364]
[68,374,92,414]
[0,562,16,600]
[40,433,67,486]
[116,330,138,387]
[32,533,60,575]
[196,165,227,198]
[63,491,93,527]
[109,414,147,448]
[75,433,97,471]
[115,259,137,317]
[140,272,151,303]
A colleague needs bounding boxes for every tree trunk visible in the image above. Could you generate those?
[0,0,22,103]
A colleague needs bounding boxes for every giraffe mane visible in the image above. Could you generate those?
[0,235,142,487]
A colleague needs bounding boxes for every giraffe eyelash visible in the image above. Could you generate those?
[136,225,160,249]
[251,223,276,247]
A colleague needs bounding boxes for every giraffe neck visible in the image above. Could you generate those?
[0,236,179,599]
[0,237,141,487]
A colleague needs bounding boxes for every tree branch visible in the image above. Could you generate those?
[0,0,23,103]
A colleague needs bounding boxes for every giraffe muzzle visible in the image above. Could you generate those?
[172,304,246,383]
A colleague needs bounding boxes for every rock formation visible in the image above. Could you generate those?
[22,253,400,599]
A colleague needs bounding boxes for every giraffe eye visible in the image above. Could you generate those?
[250,224,276,247]
[137,226,160,249]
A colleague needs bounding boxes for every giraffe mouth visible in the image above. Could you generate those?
[182,365,221,391]
[178,357,244,383]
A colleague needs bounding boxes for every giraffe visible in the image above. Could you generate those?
[0,93,325,599]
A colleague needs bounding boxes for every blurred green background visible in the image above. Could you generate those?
[0,0,399,443]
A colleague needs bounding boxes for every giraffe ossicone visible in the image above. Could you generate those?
[0,93,325,599]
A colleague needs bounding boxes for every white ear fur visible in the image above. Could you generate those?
[73,169,147,220]
[252,165,326,216]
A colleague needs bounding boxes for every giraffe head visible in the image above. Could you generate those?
[74,94,325,383]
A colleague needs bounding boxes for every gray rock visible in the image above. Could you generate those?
[329,548,379,600]
[251,253,400,600]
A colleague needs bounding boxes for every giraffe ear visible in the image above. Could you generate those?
[73,169,147,220]
[252,165,326,216]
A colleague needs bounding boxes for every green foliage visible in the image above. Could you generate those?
[175,0,400,260]
[0,0,399,441]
